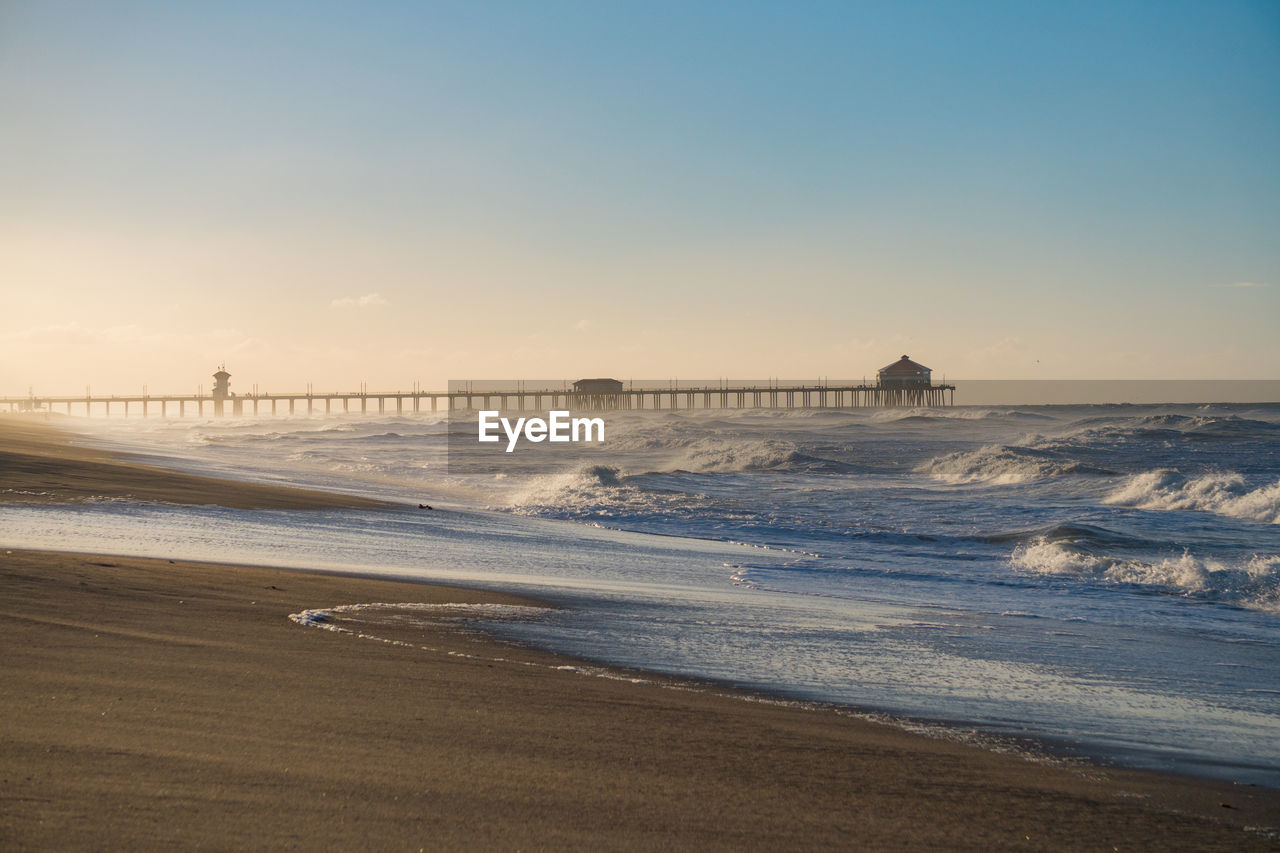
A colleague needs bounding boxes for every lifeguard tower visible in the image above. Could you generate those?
[212,365,232,416]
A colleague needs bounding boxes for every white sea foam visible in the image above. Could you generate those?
[1010,541,1280,613]
[920,444,1100,485]
[504,465,634,511]
[1104,469,1280,524]
[289,603,653,684]
[500,464,725,523]
[290,602,550,631]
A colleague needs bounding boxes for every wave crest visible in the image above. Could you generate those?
[605,426,820,473]
[1010,541,1280,613]
[1104,470,1280,524]
[869,408,1054,423]
[501,465,710,521]
[920,444,1110,485]
[674,438,808,472]
[1061,413,1280,443]
[983,522,1151,550]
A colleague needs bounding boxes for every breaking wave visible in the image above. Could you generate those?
[502,464,711,520]
[507,464,625,505]
[669,439,813,472]
[1010,541,1280,613]
[1060,413,1280,444]
[1105,470,1280,524]
[869,408,1055,423]
[920,444,1112,485]
[602,426,842,473]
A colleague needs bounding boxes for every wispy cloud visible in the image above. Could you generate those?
[1210,281,1271,289]
[0,322,249,350]
[330,292,389,308]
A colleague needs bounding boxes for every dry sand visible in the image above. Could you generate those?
[2,417,1278,850]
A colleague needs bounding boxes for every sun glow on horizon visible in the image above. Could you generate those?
[3,1,1277,394]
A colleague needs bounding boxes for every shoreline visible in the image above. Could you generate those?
[4,417,1279,846]
[0,416,391,510]
[0,538,1261,787]
[4,547,1279,849]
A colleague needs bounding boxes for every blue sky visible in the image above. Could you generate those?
[2,1,1277,392]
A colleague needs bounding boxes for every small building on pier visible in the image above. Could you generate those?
[572,377,624,410]
[572,378,624,394]
[878,355,932,388]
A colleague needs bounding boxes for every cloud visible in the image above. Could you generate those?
[0,321,84,342]
[0,321,249,350]
[330,292,389,308]
[1210,281,1271,289]
[574,318,591,331]
[968,336,1027,364]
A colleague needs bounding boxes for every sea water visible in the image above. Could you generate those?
[3,404,1279,785]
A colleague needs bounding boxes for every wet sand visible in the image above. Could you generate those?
[2,418,1278,849]
[0,417,388,509]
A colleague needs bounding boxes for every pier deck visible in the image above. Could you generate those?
[3,383,955,417]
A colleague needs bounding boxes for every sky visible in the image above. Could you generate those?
[2,0,1278,395]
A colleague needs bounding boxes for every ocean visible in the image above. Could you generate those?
[4,402,1279,786]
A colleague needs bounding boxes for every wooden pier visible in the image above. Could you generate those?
[1,382,954,417]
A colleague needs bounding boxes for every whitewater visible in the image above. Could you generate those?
[3,402,1279,785]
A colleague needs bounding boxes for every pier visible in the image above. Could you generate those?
[4,357,954,417]
[1,382,954,417]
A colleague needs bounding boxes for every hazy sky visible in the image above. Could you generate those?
[3,1,1278,394]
